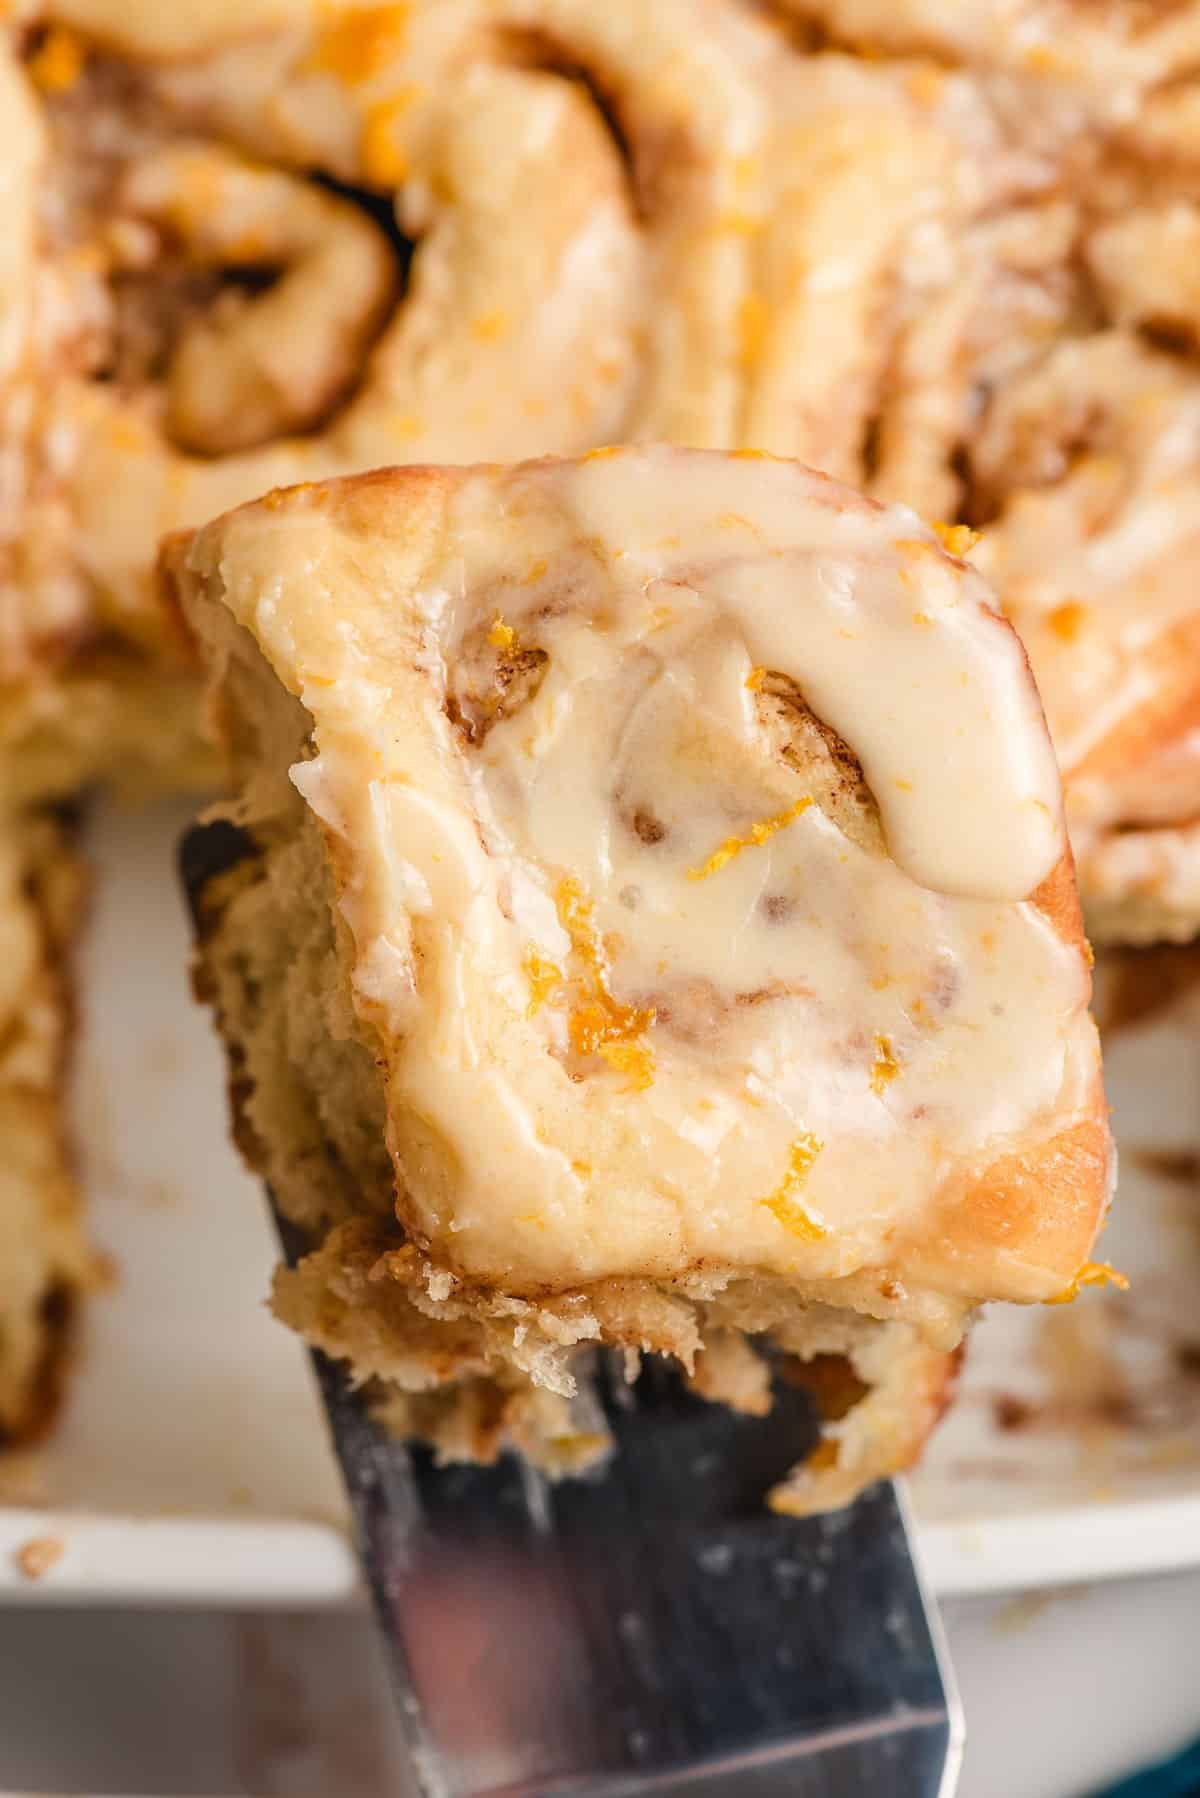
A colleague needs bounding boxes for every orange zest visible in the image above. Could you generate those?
[1046,1261,1130,1305]
[522,948,562,1016]
[737,293,769,369]
[360,92,416,185]
[761,1133,827,1240]
[471,308,510,342]
[28,27,84,92]
[307,3,409,84]
[870,1033,900,1095]
[1048,600,1088,643]
[488,615,518,652]
[554,877,656,1087]
[597,1040,656,1091]
[689,796,812,880]
[932,521,980,558]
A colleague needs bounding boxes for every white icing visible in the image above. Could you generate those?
[209,448,1101,1300]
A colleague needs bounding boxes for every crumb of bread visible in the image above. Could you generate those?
[14,1533,65,1580]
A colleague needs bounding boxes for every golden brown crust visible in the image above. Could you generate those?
[897,847,1108,1304]
[268,1210,967,1513]
[898,1109,1113,1306]
[908,861,1110,1295]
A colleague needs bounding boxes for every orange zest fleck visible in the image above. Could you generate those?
[488,615,517,652]
[761,1133,827,1240]
[307,3,408,84]
[688,796,812,881]
[597,1039,656,1091]
[1024,43,1061,74]
[906,65,945,105]
[28,27,84,92]
[554,877,655,1085]
[932,521,980,558]
[104,414,149,452]
[870,1033,900,1095]
[522,947,563,1015]
[360,93,415,185]
[1046,1261,1130,1305]
[736,293,770,369]
[583,445,622,460]
[524,558,548,584]
[745,666,766,691]
[472,308,509,343]
[1048,600,1088,643]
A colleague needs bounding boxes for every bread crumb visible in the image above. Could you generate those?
[14,1534,64,1580]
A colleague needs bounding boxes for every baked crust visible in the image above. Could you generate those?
[0,808,95,1441]
[173,447,1112,1510]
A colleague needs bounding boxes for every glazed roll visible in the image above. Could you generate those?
[170,446,1113,1513]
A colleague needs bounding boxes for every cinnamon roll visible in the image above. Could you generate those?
[762,1,1200,943]
[170,447,1112,1512]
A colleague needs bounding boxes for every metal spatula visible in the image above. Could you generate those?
[182,822,962,1798]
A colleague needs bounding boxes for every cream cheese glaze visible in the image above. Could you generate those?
[187,447,1103,1302]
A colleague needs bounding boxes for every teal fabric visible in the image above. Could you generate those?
[1090,1741,1200,1796]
